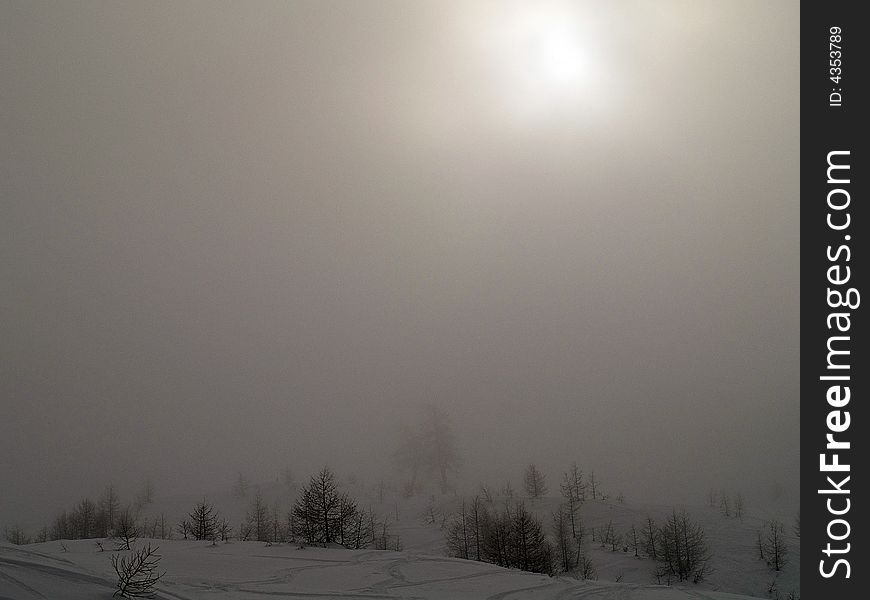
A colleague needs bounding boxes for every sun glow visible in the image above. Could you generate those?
[474,2,597,120]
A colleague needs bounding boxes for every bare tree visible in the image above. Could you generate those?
[655,509,710,583]
[480,502,511,567]
[291,466,359,546]
[154,514,169,540]
[345,507,376,549]
[422,495,441,525]
[524,464,547,499]
[34,526,48,543]
[188,499,218,541]
[559,468,582,538]
[177,519,191,540]
[3,525,30,545]
[762,520,789,571]
[74,497,98,539]
[50,511,70,541]
[552,505,578,573]
[641,516,657,560]
[114,508,140,551]
[588,471,598,501]
[602,520,621,552]
[510,502,553,574]
[238,521,252,542]
[247,492,271,542]
[216,516,233,542]
[577,553,596,580]
[629,524,639,557]
[111,543,164,598]
[468,496,486,561]
[446,498,472,560]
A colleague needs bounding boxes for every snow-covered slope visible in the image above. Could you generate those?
[2,479,798,599]
[1,539,770,600]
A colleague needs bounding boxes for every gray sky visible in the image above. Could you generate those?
[1,0,798,525]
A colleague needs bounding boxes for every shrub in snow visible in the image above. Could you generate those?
[111,543,164,598]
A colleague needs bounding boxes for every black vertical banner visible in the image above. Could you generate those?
[802,2,867,598]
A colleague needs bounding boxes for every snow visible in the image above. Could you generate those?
[1,539,769,600]
[0,482,799,599]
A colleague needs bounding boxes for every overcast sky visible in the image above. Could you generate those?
[1,0,798,526]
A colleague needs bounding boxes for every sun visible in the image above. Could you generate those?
[474,2,595,119]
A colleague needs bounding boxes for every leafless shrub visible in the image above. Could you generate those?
[111,543,164,598]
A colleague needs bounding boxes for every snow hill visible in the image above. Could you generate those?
[2,539,771,600]
[0,480,799,599]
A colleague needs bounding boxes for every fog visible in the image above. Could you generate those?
[1,1,798,528]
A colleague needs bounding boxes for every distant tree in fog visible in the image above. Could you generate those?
[394,404,460,495]
[588,471,599,500]
[479,484,493,504]
[395,424,425,496]
[793,510,800,538]
[706,488,717,507]
[524,464,547,499]
[719,491,730,517]
[501,481,514,498]
[100,485,122,536]
[3,525,30,545]
[233,473,250,498]
[281,468,295,489]
[271,503,286,543]
[73,497,98,539]
[137,479,155,507]
[33,526,48,543]
[146,513,169,540]
[734,491,745,518]
[50,511,70,541]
